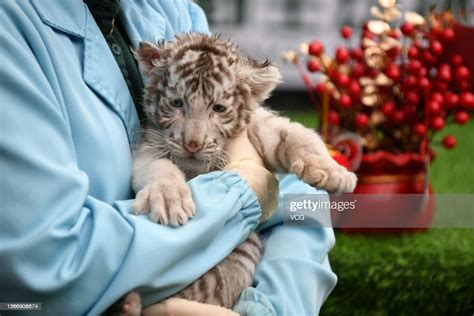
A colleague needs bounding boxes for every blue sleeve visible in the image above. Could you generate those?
[234,175,338,316]
[0,11,259,316]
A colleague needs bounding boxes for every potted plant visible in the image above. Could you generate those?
[283,0,473,233]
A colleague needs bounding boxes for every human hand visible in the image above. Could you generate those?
[142,298,238,316]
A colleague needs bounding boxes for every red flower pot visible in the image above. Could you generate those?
[333,151,435,234]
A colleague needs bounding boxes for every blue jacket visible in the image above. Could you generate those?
[0,1,336,315]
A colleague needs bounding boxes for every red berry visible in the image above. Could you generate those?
[406,91,420,105]
[427,100,441,114]
[451,54,463,65]
[387,47,401,58]
[336,47,350,64]
[422,51,436,64]
[386,64,401,80]
[351,64,364,78]
[381,101,395,116]
[401,22,415,36]
[442,28,455,42]
[329,69,339,81]
[408,60,422,74]
[309,41,324,56]
[442,135,457,149]
[432,92,444,104]
[454,111,469,124]
[413,40,423,48]
[355,113,369,128]
[417,67,427,78]
[419,77,430,92]
[444,92,459,110]
[430,40,443,55]
[436,81,449,92]
[430,116,445,131]
[341,26,353,39]
[438,64,452,81]
[413,123,427,136]
[350,48,364,61]
[362,21,370,31]
[328,111,341,125]
[444,92,459,109]
[459,92,474,108]
[348,81,361,98]
[388,29,401,39]
[392,110,405,124]
[367,68,378,79]
[458,80,471,91]
[336,73,350,87]
[407,46,419,58]
[431,26,442,37]
[455,66,470,81]
[404,75,417,88]
[361,30,375,40]
[339,94,352,108]
[307,59,320,72]
[315,83,326,94]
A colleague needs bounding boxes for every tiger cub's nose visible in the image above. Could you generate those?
[184,141,203,153]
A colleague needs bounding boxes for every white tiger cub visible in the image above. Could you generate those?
[110,33,356,315]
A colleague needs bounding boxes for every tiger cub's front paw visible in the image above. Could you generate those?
[133,179,196,227]
[325,165,357,193]
[291,154,357,193]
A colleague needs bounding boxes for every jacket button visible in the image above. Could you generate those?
[111,43,122,56]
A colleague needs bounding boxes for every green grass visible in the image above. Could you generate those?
[324,229,474,315]
[283,111,474,315]
[430,123,474,193]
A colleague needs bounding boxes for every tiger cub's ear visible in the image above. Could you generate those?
[134,41,166,75]
[238,58,282,103]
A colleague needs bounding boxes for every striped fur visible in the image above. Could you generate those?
[174,233,262,307]
[111,34,357,315]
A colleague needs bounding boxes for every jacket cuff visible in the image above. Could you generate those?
[216,171,262,227]
[233,287,276,316]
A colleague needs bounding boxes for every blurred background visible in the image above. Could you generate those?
[197,0,474,314]
[197,0,423,89]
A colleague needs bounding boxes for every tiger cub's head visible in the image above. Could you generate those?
[136,33,281,174]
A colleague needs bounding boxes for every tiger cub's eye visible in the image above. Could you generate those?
[212,104,226,113]
[170,99,184,108]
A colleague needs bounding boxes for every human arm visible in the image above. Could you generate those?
[234,175,338,316]
[137,179,337,316]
